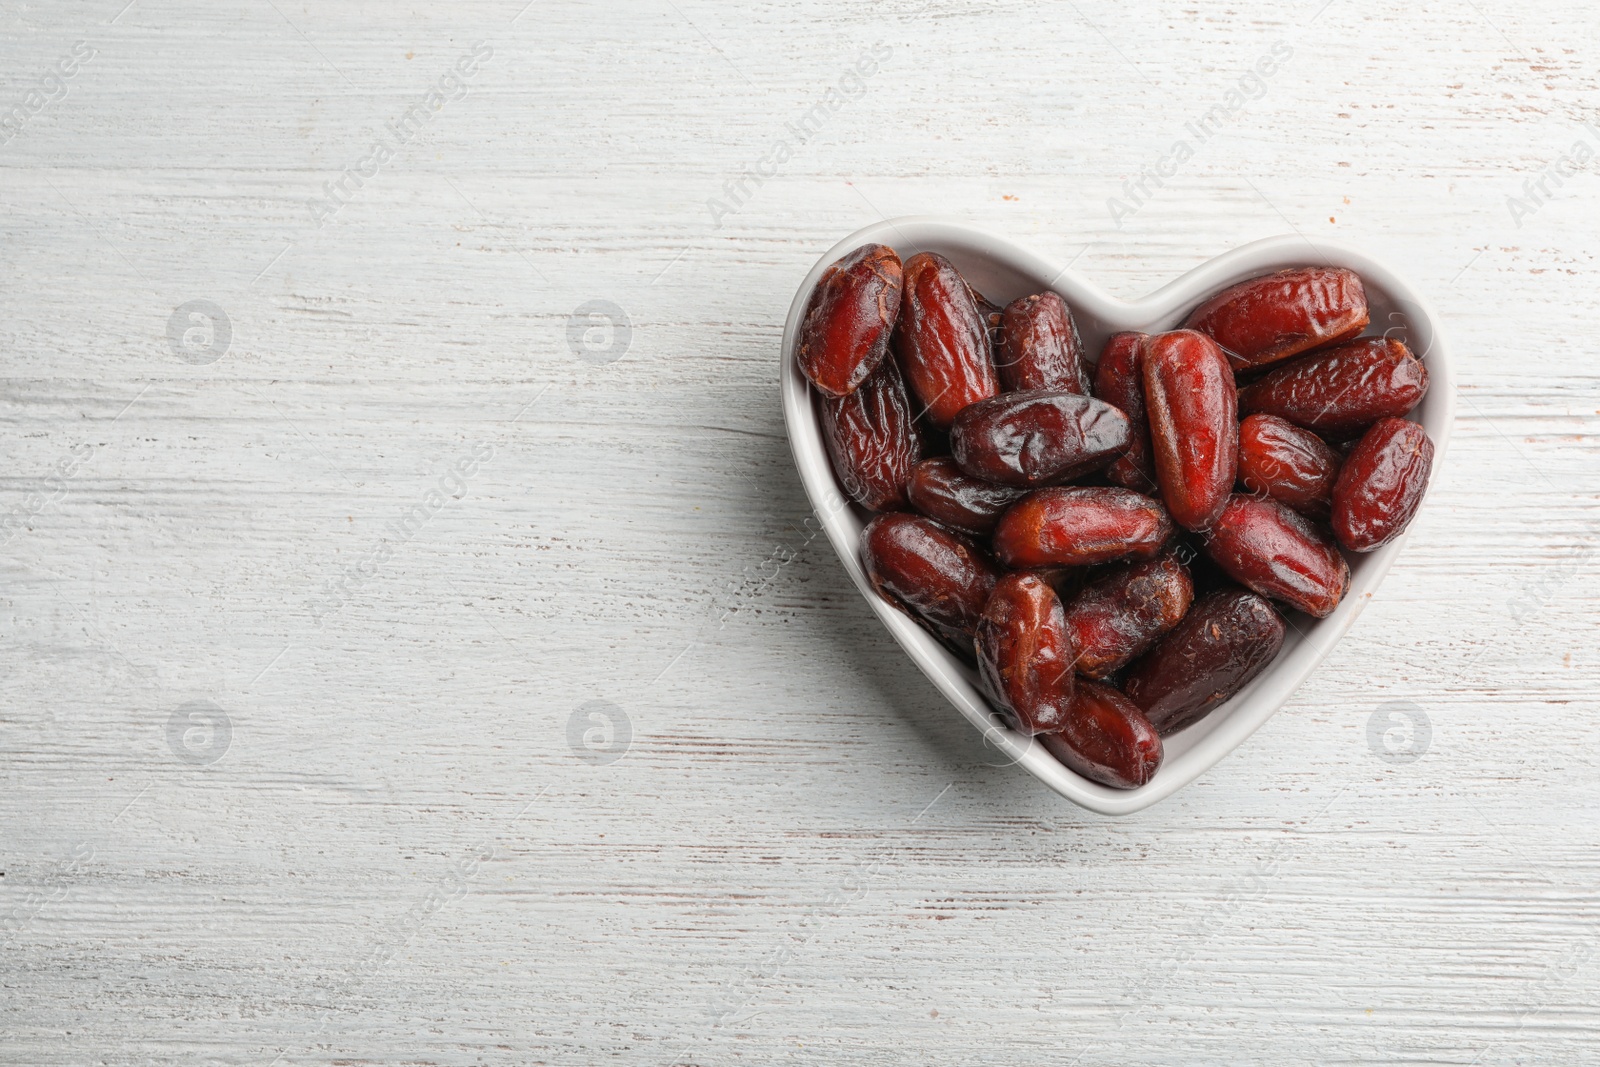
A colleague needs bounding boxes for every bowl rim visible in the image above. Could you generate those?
[779,216,1455,815]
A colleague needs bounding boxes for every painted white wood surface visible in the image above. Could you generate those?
[2,1,1598,1064]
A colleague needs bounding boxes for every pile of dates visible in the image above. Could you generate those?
[798,245,1434,789]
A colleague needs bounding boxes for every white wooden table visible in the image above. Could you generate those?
[3,1,1598,1063]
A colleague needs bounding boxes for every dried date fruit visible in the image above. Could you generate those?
[1331,417,1435,552]
[906,457,1027,537]
[822,357,922,512]
[796,243,903,397]
[1143,329,1238,531]
[1236,413,1342,518]
[1237,337,1428,438]
[861,513,1000,647]
[993,487,1173,569]
[1204,494,1350,617]
[1039,680,1163,789]
[1062,551,1194,679]
[997,292,1089,394]
[1093,331,1157,493]
[894,252,998,429]
[1185,266,1369,371]
[975,573,1076,736]
[1123,589,1286,736]
[949,390,1131,488]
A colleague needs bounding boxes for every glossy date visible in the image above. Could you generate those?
[1185,266,1369,371]
[1331,417,1435,552]
[975,572,1076,736]
[1062,551,1194,679]
[949,389,1131,488]
[906,457,1027,537]
[1236,337,1428,438]
[861,513,1000,647]
[796,243,903,398]
[1143,329,1238,531]
[1123,589,1286,736]
[1204,494,1350,617]
[997,291,1089,394]
[1236,413,1342,518]
[1039,679,1163,789]
[894,252,998,429]
[992,487,1174,569]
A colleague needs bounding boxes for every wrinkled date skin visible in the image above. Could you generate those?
[906,457,1027,537]
[796,243,903,398]
[1040,679,1163,789]
[993,487,1174,569]
[949,390,1131,488]
[822,357,922,512]
[1185,266,1369,371]
[975,573,1076,736]
[894,252,999,429]
[1123,589,1286,736]
[1204,494,1350,617]
[998,292,1089,395]
[861,514,999,648]
[1094,331,1157,493]
[1237,337,1429,438]
[1143,330,1239,531]
[1237,413,1342,518]
[1063,551,1195,679]
[1332,417,1435,552]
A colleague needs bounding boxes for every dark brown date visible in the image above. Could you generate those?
[796,243,903,398]
[1185,266,1369,371]
[949,390,1131,488]
[822,357,922,512]
[861,513,999,647]
[1062,551,1194,679]
[1236,337,1429,439]
[1039,679,1163,789]
[993,487,1174,569]
[997,292,1089,395]
[1143,329,1238,531]
[975,572,1076,736]
[1331,417,1435,552]
[1093,331,1157,493]
[894,252,998,429]
[1236,413,1342,518]
[1204,494,1350,617]
[1123,589,1286,736]
[906,457,1027,537]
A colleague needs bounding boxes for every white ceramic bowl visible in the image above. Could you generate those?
[780,218,1454,815]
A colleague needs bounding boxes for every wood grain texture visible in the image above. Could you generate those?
[2,0,1599,1063]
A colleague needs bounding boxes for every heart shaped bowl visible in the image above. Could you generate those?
[781,217,1454,815]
